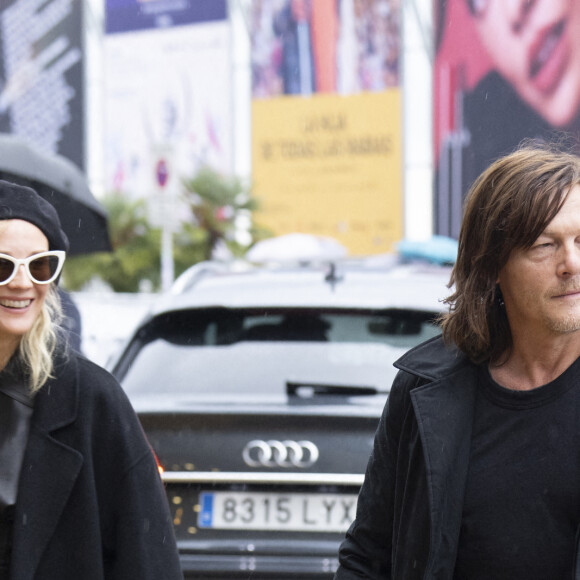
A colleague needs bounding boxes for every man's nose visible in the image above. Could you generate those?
[558,244,580,277]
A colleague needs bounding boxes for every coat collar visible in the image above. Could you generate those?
[10,351,84,580]
[394,335,471,382]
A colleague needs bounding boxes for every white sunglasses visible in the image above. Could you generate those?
[0,251,66,285]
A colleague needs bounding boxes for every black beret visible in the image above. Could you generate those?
[0,180,69,252]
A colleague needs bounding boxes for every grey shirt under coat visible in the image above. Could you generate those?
[7,349,182,580]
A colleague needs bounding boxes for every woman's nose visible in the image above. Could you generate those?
[506,0,535,34]
[8,265,32,288]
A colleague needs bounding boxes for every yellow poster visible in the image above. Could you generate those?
[252,90,402,255]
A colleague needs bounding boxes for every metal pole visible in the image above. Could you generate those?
[161,224,174,292]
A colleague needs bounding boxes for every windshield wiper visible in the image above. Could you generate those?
[286,381,378,398]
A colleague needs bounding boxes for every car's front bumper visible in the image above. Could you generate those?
[179,542,340,579]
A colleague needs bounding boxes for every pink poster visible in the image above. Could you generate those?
[434,0,580,237]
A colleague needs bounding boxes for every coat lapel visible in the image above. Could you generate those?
[410,365,478,577]
[10,354,84,580]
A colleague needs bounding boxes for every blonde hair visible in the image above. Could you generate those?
[18,285,63,393]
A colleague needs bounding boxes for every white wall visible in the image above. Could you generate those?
[84,0,106,198]
[403,0,434,240]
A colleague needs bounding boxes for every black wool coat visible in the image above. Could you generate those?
[335,336,478,579]
[8,351,183,580]
[335,336,580,578]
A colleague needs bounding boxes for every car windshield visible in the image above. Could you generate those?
[117,308,441,397]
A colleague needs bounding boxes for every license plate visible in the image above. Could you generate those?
[198,491,357,532]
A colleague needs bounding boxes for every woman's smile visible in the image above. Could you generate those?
[528,18,568,94]
[0,298,33,310]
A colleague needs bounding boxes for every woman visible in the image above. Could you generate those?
[0,180,182,579]
[464,0,580,129]
[435,0,580,237]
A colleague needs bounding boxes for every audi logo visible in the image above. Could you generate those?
[242,439,320,468]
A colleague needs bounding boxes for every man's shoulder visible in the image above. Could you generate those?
[394,334,472,382]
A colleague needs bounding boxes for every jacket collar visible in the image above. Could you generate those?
[10,351,83,580]
[394,335,472,382]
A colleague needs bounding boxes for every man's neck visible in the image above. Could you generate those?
[490,333,580,391]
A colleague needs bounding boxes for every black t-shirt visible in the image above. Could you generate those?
[454,359,580,579]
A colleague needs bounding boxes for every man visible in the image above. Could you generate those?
[335,142,580,578]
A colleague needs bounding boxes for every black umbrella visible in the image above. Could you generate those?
[0,133,112,256]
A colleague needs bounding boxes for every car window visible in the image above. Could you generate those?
[115,308,440,397]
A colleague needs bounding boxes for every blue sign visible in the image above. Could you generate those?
[105,0,227,34]
[198,493,214,528]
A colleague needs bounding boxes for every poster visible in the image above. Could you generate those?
[253,91,401,254]
[0,0,85,168]
[104,0,231,199]
[434,0,580,238]
[105,0,225,33]
[251,0,402,256]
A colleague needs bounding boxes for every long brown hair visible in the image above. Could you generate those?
[440,141,580,363]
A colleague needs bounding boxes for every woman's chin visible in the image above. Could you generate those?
[528,82,580,128]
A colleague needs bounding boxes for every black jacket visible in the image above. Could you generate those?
[8,350,183,579]
[335,336,479,579]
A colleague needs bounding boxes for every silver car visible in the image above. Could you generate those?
[111,256,452,578]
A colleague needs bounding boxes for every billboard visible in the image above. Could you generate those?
[104,0,231,199]
[0,0,85,168]
[105,0,225,33]
[251,0,402,256]
[434,0,580,238]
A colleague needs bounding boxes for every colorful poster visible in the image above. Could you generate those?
[434,0,580,238]
[0,0,85,168]
[251,0,402,256]
[104,0,230,199]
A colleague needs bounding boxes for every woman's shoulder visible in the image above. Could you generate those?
[52,350,135,414]
[55,350,118,387]
[75,353,118,382]
[49,352,149,451]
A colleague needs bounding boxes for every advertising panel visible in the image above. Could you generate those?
[252,91,401,254]
[0,0,85,168]
[251,0,402,256]
[105,0,225,33]
[104,0,230,200]
[434,0,580,238]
